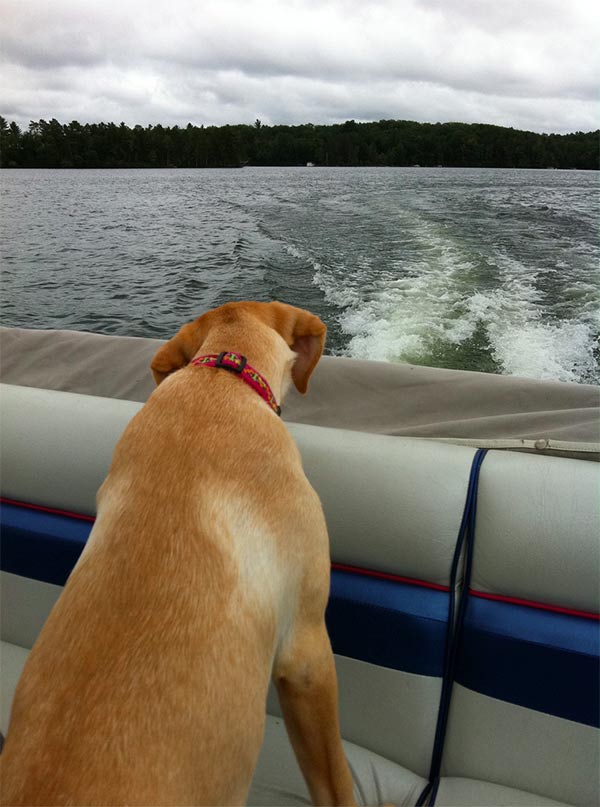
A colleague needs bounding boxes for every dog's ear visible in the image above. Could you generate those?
[150,317,209,385]
[268,303,327,394]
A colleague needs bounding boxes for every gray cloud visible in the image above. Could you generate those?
[1,0,598,133]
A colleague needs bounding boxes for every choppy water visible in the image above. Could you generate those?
[1,167,598,383]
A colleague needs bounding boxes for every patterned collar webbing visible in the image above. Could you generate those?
[190,352,281,416]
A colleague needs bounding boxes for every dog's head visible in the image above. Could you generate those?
[150,301,326,394]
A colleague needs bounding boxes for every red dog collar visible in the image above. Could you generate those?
[191,352,281,416]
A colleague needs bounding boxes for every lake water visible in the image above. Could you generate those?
[1,167,598,383]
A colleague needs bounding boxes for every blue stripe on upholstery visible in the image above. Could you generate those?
[1,503,91,586]
[326,569,448,677]
[1,503,451,677]
[455,596,600,727]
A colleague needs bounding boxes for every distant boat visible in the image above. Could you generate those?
[306,162,315,167]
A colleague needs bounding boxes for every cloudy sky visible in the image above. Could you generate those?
[1,0,598,134]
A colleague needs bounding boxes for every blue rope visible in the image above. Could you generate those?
[416,448,488,805]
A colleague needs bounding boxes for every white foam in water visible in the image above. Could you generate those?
[492,320,597,382]
[463,285,598,383]
[315,259,471,362]
[313,230,600,384]
[314,217,485,363]
[460,256,599,383]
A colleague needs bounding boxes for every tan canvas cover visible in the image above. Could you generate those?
[1,327,598,459]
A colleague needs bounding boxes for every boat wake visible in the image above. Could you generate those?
[313,217,599,384]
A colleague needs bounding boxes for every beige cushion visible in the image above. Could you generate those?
[1,572,62,649]
[289,422,476,584]
[441,685,600,807]
[472,450,600,612]
[1,385,139,516]
[434,777,571,806]
[249,713,426,807]
[0,641,29,737]
[267,656,443,779]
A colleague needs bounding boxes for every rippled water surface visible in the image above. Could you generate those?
[2,167,598,383]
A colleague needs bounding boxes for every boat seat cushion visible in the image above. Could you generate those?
[437,449,600,807]
[433,777,570,806]
[249,714,426,807]
[0,641,29,738]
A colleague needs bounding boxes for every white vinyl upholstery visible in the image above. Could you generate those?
[440,686,599,806]
[266,658,443,778]
[436,450,600,807]
[0,385,139,516]
[1,572,63,649]
[472,450,600,612]
[434,777,570,806]
[287,423,476,587]
[249,715,426,807]
[0,641,29,738]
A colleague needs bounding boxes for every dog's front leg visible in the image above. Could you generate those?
[274,623,358,807]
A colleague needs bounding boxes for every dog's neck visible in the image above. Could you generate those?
[192,329,295,407]
[191,353,282,415]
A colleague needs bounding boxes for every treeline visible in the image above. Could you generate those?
[1,116,598,170]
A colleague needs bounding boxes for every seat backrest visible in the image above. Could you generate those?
[440,450,600,806]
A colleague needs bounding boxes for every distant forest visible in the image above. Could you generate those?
[1,116,598,170]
